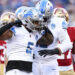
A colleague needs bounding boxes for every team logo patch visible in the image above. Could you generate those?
[51,23,55,29]
[62,21,68,29]
[10,27,15,33]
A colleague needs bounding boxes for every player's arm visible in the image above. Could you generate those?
[56,29,72,53]
[38,18,72,56]
[37,26,54,47]
[0,12,22,37]
[39,29,72,57]
[0,20,22,36]
[0,29,13,40]
[38,48,61,57]
[0,19,22,40]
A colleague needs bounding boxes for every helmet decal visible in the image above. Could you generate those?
[24,10,33,18]
[16,8,23,16]
[40,0,48,14]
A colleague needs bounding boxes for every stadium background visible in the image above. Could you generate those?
[0,0,75,26]
[0,0,75,75]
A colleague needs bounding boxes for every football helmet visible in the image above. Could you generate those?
[0,12,16,27]
[15,6,29,20]
[53,7,69,23]
[22,7,43,31]
[36,0,53,23]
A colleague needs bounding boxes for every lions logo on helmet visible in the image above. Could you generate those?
[18,7,43,31]
[35,0,53,25]
[15,6,29,20]
[36,0,53,17]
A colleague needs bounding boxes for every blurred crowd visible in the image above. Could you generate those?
[0,0,38,15]
[0,0,75,26]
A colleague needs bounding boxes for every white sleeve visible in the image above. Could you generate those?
[56,29,72,53]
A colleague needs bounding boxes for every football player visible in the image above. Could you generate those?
[32,0,72,75]
[52,7,75,75]
[0,7,43,75]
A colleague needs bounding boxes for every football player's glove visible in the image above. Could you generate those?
[38,48,61,57]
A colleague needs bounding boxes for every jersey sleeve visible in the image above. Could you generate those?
[62,20,68,29]
[50,17,68,29]
[56,29,72,53]
[10,26,16,35]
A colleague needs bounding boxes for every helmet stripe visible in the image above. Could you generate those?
[40,0,48,14]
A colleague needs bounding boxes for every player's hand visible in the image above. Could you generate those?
[4,19,22,27]
[38,50,50,57]
[8,19,22,27]
[14,19,22,26]
[38,48,60,57]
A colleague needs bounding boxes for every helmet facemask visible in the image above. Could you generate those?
[42,14,51,26]
[25,16,44,32]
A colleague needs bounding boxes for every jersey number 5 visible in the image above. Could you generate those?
[26,42,34,54]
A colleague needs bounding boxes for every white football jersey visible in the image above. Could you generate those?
[6,25,36,62]
[33,17,72,65]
